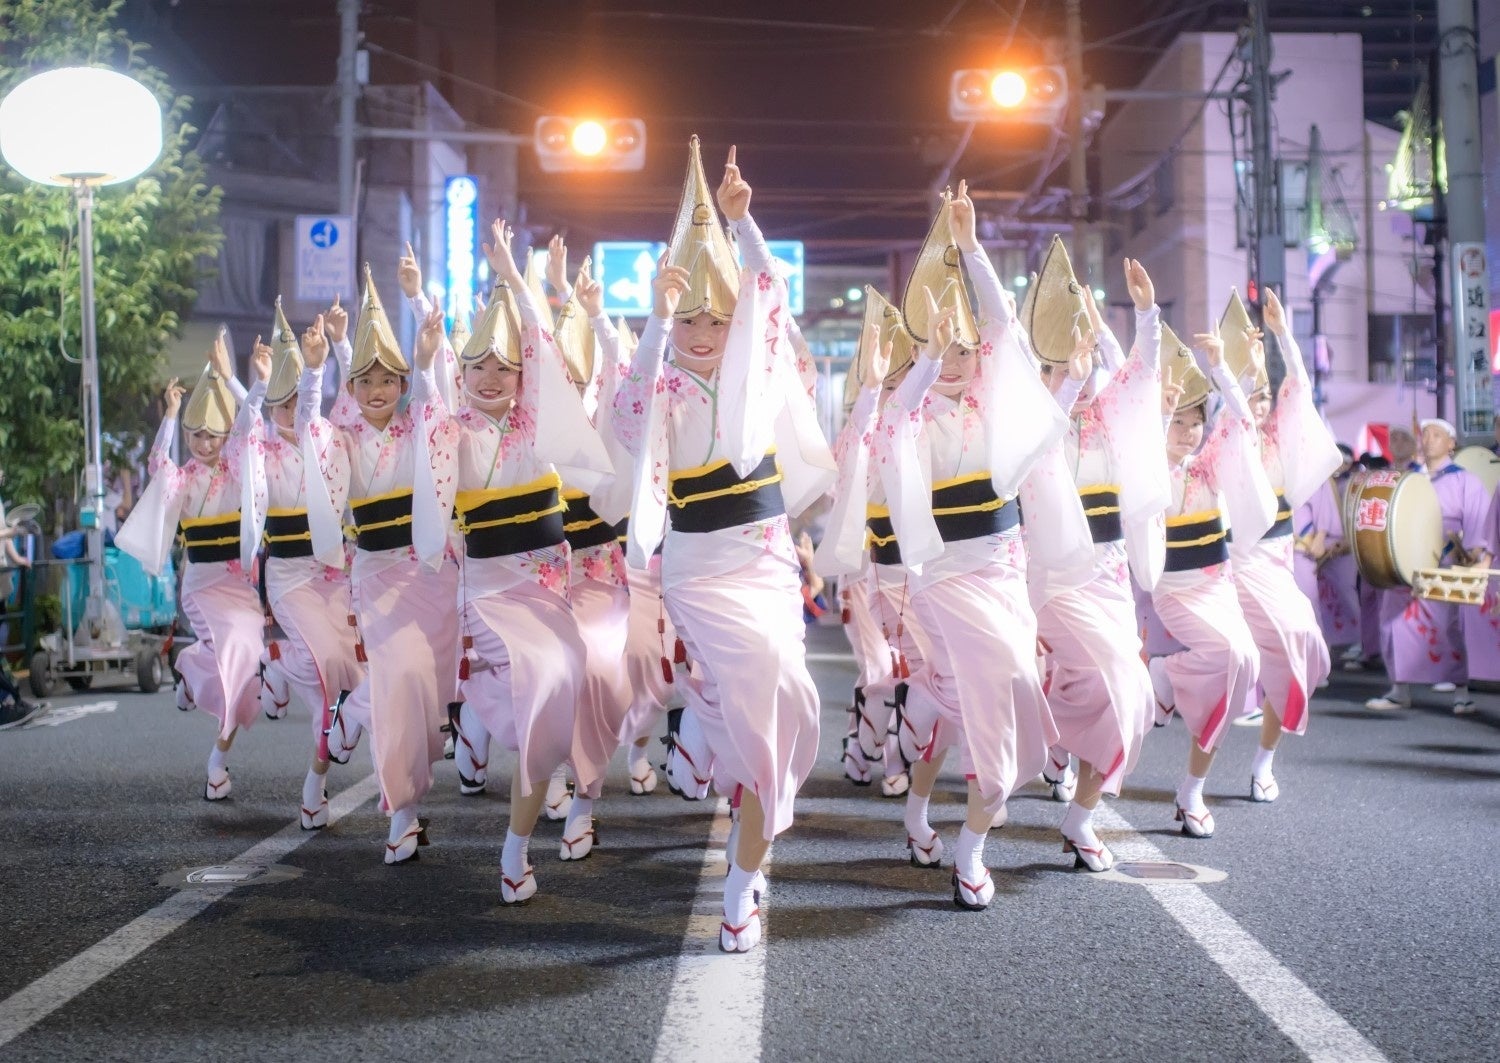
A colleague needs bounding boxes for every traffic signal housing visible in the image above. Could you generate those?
[948,66,1068,125]
[533,116,647,173]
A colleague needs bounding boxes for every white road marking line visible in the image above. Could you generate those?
[0,773,381,1050]
[1094,804,1389,1063]
[21,700,118,729]
[652,799,768,1063]
[803,651,856,664]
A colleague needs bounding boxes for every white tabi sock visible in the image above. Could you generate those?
[302,769,324,810]
[501,829,531,880]
[1176,774,1208,814]
[953,825,987,879]
[387,805,418,843]
[207,744,227,774]
[628,743,650,774]
[723,862,759,924]
[565,795,594,832]
[904,792,932,840]
[1060,801,1094,839]
[1251,746,1276,782]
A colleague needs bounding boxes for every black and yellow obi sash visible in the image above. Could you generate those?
[562,489,619,551]
[1263,489,1292,540]
[931,471,1020,544]
[179,512,240,564]
[455,473,566,559]
[667,452,785,534]
[1079,483,1123,544]
[1165,509,1229,572]
[263,507,314,559]
[865,503,902,565]
[350,489,414,553]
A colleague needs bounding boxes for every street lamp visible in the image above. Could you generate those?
[0,66,163,642]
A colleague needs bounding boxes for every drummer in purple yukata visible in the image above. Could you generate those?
[1366,419,1492,715]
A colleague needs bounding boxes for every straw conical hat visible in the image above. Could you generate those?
[1022,235,1091,365]
[553,260,596,385]
[616,316,638,363]
[845,287,915,408]
[1160,322,1209,411]
[181,363,238,436]
[523,246,555,332]
[448,307,471,358]
[461,281,524,370]
[265,297,304,406]
[350,265,409,377]
[900,192,979,349]
[665,135,741,322]
[1219,288,1267,392]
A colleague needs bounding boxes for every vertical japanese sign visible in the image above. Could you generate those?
[1451,242,1494,441]
[444,176,479,328]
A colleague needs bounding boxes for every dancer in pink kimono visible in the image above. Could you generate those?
[873,183,1075,909]
[1228,290,1340,801]
[299,267,460,864]
[1024,251,1170,871]
[1147,325,1275,838]
[243,303,365,829]
[550,247,637,858]
[613,140,834,953]
[1366,418,1492,714]
[413,220,613,900]
[117,336,263,801]
[820,301,924,797]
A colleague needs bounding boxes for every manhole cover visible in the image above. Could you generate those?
[162,863,302,888]
[1091,860,1226,885]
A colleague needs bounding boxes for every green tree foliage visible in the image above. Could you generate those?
[0,0,221,527]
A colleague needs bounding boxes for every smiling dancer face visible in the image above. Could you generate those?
[463,352,520,416]
[929,340,977,398]
[670,309,729,375]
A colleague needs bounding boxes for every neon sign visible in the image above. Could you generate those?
[444,176,479,328]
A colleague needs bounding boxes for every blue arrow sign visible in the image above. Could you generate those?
[593,238,806,318]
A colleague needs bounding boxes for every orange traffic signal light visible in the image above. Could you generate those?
[534,116,646,172]
[949,66,1068,124]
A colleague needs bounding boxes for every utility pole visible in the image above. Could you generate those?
[1064,0,1088,279]
[1247,0,1284,310]
[337,0,360,218]
[1307,124,1326,408]
[1436,0,1492,443]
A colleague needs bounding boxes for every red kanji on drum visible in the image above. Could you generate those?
[1356,496,1390,532]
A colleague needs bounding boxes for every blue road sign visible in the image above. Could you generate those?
[593,237,806,318]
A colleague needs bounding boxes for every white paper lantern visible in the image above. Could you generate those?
[0,67,162,186]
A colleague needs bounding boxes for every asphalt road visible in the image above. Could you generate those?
[1,623,1497,1062]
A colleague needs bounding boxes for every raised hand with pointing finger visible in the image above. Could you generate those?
[164,377,184,419]
[398,241,422,299]
[302,314,329,369]
[251,335,273,382]
[653,250,690,319]
[414,306,446,371]
[1195,324,1225,370]
[326,294,348,343]
[482,219,525,288]
[545,234,569,295]
[717,145,752,222]
[950,179,979,254]
[576,259,604,318]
